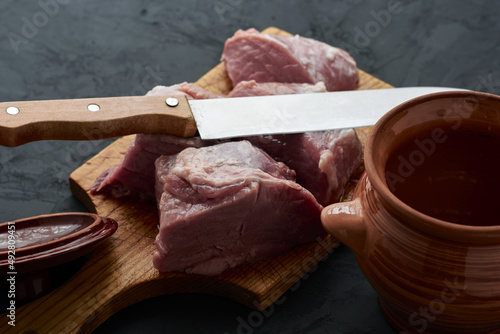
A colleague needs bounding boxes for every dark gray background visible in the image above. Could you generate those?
[0,0,498,333]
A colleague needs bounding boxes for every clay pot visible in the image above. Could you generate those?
[321,91,500,333]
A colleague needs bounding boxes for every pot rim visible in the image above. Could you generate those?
[364,90,500,243]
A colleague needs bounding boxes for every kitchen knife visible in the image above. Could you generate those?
[0,87,467,147]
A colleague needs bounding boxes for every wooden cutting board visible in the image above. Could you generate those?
[3,27,392,334]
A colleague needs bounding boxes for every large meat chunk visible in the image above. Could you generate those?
[245,129,363,206]
[222,28,359,92]
[153,141,326,275]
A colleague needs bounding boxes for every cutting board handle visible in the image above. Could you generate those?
[0,95,197,147]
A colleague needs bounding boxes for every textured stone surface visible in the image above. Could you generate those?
[0,0,498,333]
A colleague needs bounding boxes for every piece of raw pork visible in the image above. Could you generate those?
[91,134,221,197]
[245,129,363,206]
[222,28,359,91]
[153,141,326,275]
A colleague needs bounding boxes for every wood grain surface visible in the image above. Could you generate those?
[2,27,392,334]
[0,95,197,147]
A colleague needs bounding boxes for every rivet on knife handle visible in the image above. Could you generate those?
[0,94,197,147]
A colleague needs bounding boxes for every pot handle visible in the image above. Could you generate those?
[321,198,367,256]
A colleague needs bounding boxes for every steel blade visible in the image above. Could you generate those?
[188,87,469,140]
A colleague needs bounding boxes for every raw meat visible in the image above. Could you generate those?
[91,134,220,197]
[245,129,363,206]
[228,80,326,97]
[93,30,360,200]
[222,28,359,91]
[153,141,326,275]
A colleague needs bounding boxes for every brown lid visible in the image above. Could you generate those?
[0,212,117,274]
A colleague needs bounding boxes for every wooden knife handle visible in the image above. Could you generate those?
[0,95,197,147]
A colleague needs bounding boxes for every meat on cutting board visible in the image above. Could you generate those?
[91,133,222,197]
[245,129,363,206]
[222,28,359,91]
[153,141,326,275]
[92,30,361,202]
[227,80,326,97]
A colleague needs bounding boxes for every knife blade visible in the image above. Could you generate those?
[0,87,467,147]
[190,86,469,139]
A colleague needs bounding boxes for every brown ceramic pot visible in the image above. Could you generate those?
[321,91,500,334]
